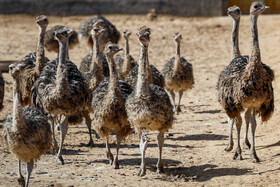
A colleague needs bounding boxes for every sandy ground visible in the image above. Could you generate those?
[0,13,280,187]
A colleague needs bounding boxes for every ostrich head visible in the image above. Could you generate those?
[173,33,182,43]
[137,26,151,46]
[123,30,132,39]
[227,5,241,20]
[250,1,270,16]
[55,29,74,43]
[91,25,106,38]
[36,15,48,28]
[104,43,123,57]
[9,64,24,78]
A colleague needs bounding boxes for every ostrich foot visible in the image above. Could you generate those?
[156,166,164,174]
[251,153,260,163]
[56,155,65,165]
[175,105,182,114]
[112,159,119,169]
[86,139,94,147]
[243,139,251,149]
[106,152,114,165]
[51,142,59,154]
[17,175,25,186]
[224,144,233,152]
[233,152,243,160]
[138,168,146,177]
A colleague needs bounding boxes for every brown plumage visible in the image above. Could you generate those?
[44,25,79,58]
[91,43,133,169]
[79,25,108,146]
[125,27,164,88]
[31,29,89,164]
[16,15,50,107]
[3,63,51,187]
[0,71,4,111]
[125,28,173,176]
[162,33,194,114]
[114,30,137,79]
[217,2,274,162]
[78,15,120,51]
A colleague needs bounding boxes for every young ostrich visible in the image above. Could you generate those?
[91,43,133,169]
[114,30,137,79]
[80,21,109,78]
[17,15,49,107]
[217,2,274,162]
[44,25,79,59]
[125,27,165,88]
[0,71,4,111]
[125,29,173,176]
[3,64,51,187]
[31,29,89,164]
[162,33,194,114]
[217,6,252,152]
[80,25,107,146]
[79,15,120,51]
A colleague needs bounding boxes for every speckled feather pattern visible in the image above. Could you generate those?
[78,16,120,51]
[125,84,173,132]
[31,59,89,124]
[91,77,133,138]
[3,107,51,162]
[162,57,194,92]
[44,25,79,53]
[79,51,109,77]
[17,52,50,106]
[125,64,164,88]
[217,55,274,121]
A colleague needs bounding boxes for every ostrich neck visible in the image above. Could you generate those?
[106,55,119,92]
[93,36,104,79]
[136,44,150,97]
[232,18,241,59]
[174,41,182,73]
[12,79,25,130]
[35,26,47,76]
[249,15,261,64]
[125,38,129,55]
[56,41,69,95]
[123,38,131,72]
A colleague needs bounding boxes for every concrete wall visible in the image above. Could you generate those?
[0,0,223,17]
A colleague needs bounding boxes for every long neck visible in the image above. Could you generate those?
[174,41,182,72]
[56,40,69,95]
[249,14,261,64]
[136,44,150,97]
[231,18,241,59]
[106,54,119,91]
[93,35,104,79]
[35,26,47,76]
[123,38,130,72]
[12,79,25,130]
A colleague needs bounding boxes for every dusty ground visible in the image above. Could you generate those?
[0,13,280,187]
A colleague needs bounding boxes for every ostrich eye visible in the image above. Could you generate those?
[254,5,259,9]
[236,9,240,13]
[108,46,113,50]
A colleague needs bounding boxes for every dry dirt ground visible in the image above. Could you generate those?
[0,13,280,187]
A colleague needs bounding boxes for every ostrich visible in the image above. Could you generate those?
[91,43,133,169]
[125,27,164,88]
[31,29,89,164]
[44,25,79,59]
[3,63,51,187]
[0,71,4,111]
[125,28,173,176]
[80,25,107,146]
[17,15,49,107]
[79,15,120,51]
[162,33,194,114]
[114,30,137,79]
[217,6,252,152]
[217,2,274,162]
